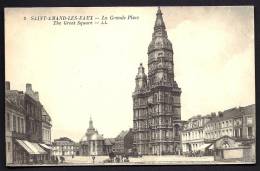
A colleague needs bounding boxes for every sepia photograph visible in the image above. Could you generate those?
[4,6,255,166]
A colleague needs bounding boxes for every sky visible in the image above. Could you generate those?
[5,6,255,142]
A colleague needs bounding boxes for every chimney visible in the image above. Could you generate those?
[218,111,223,118]
[211,112,216,117]
[5,81,10,91]
[26,83,32,92]
[34,91,39,101]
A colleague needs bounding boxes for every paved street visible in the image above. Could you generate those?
[53,155,251,165]
[7,155,254,166]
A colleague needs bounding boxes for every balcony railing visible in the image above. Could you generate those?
[12,131,27,139]
[150,138,174,143]
[157,124,173,129]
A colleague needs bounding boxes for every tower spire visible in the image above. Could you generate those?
[89,116,94,129]
[157,6,161,14]
[154,6,165,29]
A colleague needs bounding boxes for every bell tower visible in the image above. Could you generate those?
[133,7,182,156]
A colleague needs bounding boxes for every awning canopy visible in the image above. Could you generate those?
[23,140,41,154]
[208,144,214,150]
[40,143,52,150]
[16,139,36,155]
[23,140,47,154]
[32,143,47,154]
[197,143,212,151]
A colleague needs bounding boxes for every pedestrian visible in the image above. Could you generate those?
[92,155,95,164]
[54,156,58,164]
[60,156,65,163]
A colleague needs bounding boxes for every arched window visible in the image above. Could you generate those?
[154,94,157,102]
[174,124,180,137]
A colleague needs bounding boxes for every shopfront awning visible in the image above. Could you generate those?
[23,140,47,154]
[22,140,41,154]
[39,143,52,150]
[32,143,47,154]
[16,139,36,155]
[208,144,214,150]
[197,143,212,151]
[16,139,47,155]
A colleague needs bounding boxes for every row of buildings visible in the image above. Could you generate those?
[52,118,133,157]
[181,104,255,161]
[5,82,52,165]
[50,103,255,162]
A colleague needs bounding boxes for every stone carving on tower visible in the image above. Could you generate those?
[132,7,182,155]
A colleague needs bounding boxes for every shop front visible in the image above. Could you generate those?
[15,139,48,164]
[39,143,53,162]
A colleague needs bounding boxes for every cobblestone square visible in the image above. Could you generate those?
[54,155,252,165]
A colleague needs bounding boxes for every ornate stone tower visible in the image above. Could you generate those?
[133,7,182,155]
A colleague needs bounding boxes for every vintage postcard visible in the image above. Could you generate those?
[5,6,255,166]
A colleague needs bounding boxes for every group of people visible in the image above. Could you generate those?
[108,152,129,163]
[50,155,65,164]
[183,150,204,157]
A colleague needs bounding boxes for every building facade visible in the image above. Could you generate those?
[24,83,43,143]
[52,137,75,156]
[132,8,182,155]
[113,129,134,155]
[42,108,52,145]
[5,82,52,165]
[181,104,255,157]
[5,89,27,164]
[181,114,215,153]
[204,105,255,141]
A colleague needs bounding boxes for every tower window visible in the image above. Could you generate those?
[248,127,253,137]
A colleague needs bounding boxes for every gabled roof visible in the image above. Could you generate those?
[214,135,236,142]
[104,138,115,145]
[5,95,25,112]
[240,104,255,115]
[116,130,129,139]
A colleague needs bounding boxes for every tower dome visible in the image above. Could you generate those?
[148,36,172,53]
[90,133,104,141]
